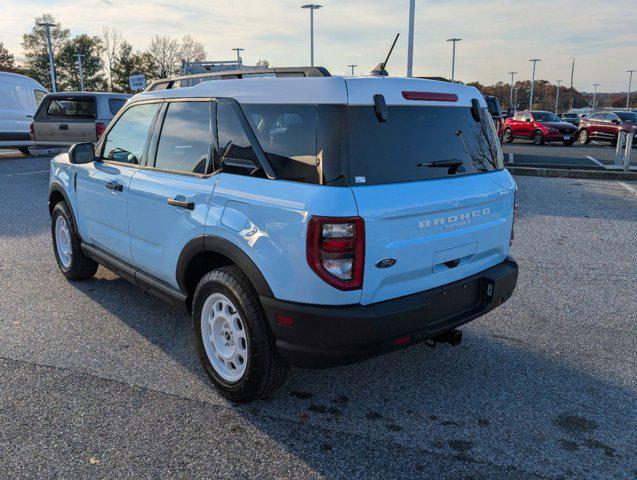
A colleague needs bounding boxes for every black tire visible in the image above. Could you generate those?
[578,129,590,145]
[192,265,289,403]
[563,139,575,146]
[18,147,31,156]
[51,202,98,280]
[533,130,545,145]
[503,128,514,143]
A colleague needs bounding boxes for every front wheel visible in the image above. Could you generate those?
[533,130,545,145]
[51,202,98,280]
[503,128,514,143]
[578,129,590,145]
[192,266,289,403]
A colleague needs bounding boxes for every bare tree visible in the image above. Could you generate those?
[101,27,123,91]
[180,35,206,64]
[147,35,181,78]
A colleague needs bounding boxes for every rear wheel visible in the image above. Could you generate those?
[503,128,514,143]
[578,129,590,145]
[51,202,98,280]
[192,265,289,403]
[533,130,545,145]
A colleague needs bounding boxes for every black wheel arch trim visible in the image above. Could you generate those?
[176,235,274,297]
[48,182,81,237]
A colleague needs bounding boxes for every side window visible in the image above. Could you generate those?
[154,101,211,174]
[108,98,126,116]
[513,112,524,121]
[604,113,617,122]
[102,103,159,164]
[216,99,261,174]
[33,90,47,104]
[522,113,532,122]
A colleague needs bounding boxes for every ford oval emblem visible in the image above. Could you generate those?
[375,258,397,269]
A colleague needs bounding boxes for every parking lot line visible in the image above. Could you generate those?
[586,155,605,168]
[617,181,637,195]
[0,170,49,177]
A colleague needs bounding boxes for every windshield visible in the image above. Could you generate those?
[347,105,503,185]
[533,111,561,122]
[616,112,637,122]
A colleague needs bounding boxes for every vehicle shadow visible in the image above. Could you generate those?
[68,273,635,479]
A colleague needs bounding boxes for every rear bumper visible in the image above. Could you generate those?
[262,258,518,368]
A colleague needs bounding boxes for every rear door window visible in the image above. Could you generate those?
[154,101,211,174]
[102,103,159,164]
[47,97,96,118]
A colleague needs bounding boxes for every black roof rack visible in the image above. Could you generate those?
[144,67,331,92]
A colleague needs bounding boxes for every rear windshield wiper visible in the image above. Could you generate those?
[416,159,464,174]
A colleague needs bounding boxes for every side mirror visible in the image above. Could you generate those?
[68,143,95,164]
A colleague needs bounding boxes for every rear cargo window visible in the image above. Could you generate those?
[47,97,96,118]
[347,105,503,185]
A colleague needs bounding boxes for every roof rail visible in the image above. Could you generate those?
[144,67,331,92]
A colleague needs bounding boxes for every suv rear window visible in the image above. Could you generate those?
[47,97,96,118]
[347,105,503,185]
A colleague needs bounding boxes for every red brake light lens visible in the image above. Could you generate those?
[306,216,364,290]
[95,122,106,138]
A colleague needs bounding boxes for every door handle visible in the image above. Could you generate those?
[59,124,69,130]
[167,198,194,210]
[105,181,123,192]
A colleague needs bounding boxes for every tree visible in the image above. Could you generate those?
[112,41,156,93]
[21,14,70,89]
[146,35,180,78]
[0,42,18,72]
[57,34,106,91]
[101,27,123,91]
[179,35,206,64]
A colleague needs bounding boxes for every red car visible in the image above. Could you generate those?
[502,110,578,146]
[577,111,637,146]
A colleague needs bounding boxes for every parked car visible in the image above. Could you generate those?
[47,69,518,402]
[484,95,504,139]
[577,111,637,146]
[0,72,48,154]
[502,110,578,145]
[32,92,130,147]
[559,111,581,127]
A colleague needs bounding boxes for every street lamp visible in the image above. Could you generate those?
[347,64,358,76]
[407,0,416,77]
[508,71,517,111]
[529,58,541,109]
[627,69,636,108]
[37,22,57,92]
[301,4,322,67]
[592,83,600,110]
[232,48,244,68]
[446,38,462,82]
[555,80,562,114]
[74,54,85,91]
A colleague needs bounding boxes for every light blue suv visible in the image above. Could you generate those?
[48,69,518,402]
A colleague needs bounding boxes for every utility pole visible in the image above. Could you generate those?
[37,22,57,92]
[508,71,517,110]
[627,69,636,108]
[74,54,85,91]
[407,0,415,77]
[592,83,600,111]
[568,58,575,110]
[301,4,322,67]
[555,80,562,113]
[231,48,245,68]
[514,87,518,111]
[529,58,541,110]
[446,38,462,82]
[347,64,358,76]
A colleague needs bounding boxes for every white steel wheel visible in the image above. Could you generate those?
[200,293,249,383]
[55,215,73,269]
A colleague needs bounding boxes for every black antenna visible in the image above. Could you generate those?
[370,33,400,77]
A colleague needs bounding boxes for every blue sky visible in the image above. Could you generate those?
[1,0,636,92]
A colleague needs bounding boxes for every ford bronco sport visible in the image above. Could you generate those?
[48,67,518,403]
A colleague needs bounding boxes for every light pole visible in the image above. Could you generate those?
[37,22,57,92]
[627,69,636,108]
[446,38,462,81]
[231,48,244,68]
[301,4,321,67]
[407,0,415,77]
[508,71,517,110]
[592,83,600,110]
[555,80,562,113]
[529,58,541,109]
[74,54,85,91]
[347,64,358,76]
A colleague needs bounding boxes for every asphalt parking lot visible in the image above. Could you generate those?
[0,152,636,479]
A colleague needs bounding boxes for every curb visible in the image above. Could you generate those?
[507,166,637,181]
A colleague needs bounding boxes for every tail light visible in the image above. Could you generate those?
[29,122,34,141]
[95,122,106,138]
[510,190,518,246]
[306,216,364,290]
